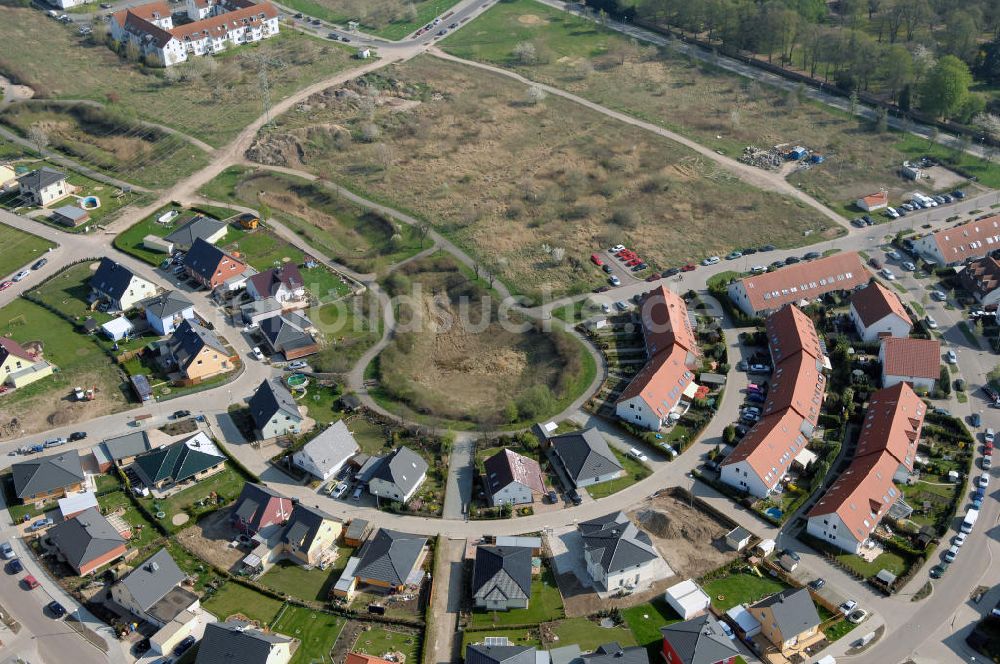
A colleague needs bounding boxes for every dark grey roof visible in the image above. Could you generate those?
[280,503,338,551]
[580,643,648,664]
[132,434,224,487]
[165,319,228,369]
[118,548,185,612]
[165,216,227,248]
[472,546,532,603]
[355,529,427,586]
[466,644,537,664]
[53,205,88,221]
[48,507,125,571]
[248,378,302,430]
[195,620,294,664]
[248,264,304,299]
[660,615,740,664]
[298,420,359,476]
[12,451,84,498]
[18,166,65,191]
[550,428,622,484]
[231,483,293,531]
[143,290,194,320]
[148,585,199,625]
[259,315,316,354]
[91,257,148,302]
[750,588,821,637]
[102,431,150,462]
[370,446,428,497]
[182,237,230,281]
[578,512,658,575]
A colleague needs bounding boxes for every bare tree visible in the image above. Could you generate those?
[27,124,48,156]
[360,122,381,142]
[551,247,566,263]
[417,221,431,247]
[124,40,141,63]
[513,41,537,65]
[526,86,547,105]
[374,142,394,174]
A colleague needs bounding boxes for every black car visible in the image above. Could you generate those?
[770,260,785,269]
[803,251,821,260]
[449,22,458,28]
[171,409,191,420]
[953,190,966,199]
[294,12,303,17]
[6,559,22,574]
[741,247,757,255]
[342,36,351,41]
[68,431,87,441]
[31,258,48,271]
[929,563,949,578]
[310,18,321,24]
[662,267,680,277]
[807,578,825,591]
[47,601,66,618]
[862,214,873,224]
[759,244,776,251]
[174,635,196,656]
[785,256,801,264]
[547,490,558,504]
[568,489,583,505]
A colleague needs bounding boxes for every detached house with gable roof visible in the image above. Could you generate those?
[578,511,662,592]
[0,337,53,389]
[879,336,941,392]
[278,504,342,567]
[90,258,157,312]
[247,265,306,305]
[849,281,912,342]
[258,312,319,360]
[249,378,304,439]
[351,528,428,593]
[17,167,69,206]
[195,619,296,664]
[231,483,294,537]
[161,319,233,381]
[549,427,623,489]
[292,420,359,481]
[164,215,228,251]
[471,545,532,611]
[183,238,249,290]
[747,588,822,655]
[483,449,546,506]
[49,507,129,575]
[367,446,428,504]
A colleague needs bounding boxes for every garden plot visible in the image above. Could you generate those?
[247,55,828,301]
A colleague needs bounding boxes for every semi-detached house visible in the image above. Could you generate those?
[912,215,1000,266]
[807,382,924,554]
[615,286,700,431]
[720,305,827,498]
[879,336,941,392]
[960,254,1000,308]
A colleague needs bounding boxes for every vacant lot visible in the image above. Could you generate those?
[0,298,128,437]
[310,294,383,373]
[1,102,209,189]
[201,167,427,274]
[0,9,355,147]
[281,0,458,39]
[273,605,346,664]
[373,254,592,427]
[203,581,285,624]
[0,225,53,278]
[250,56,827,301]
[442,0,999,210]
[352,626,420,663]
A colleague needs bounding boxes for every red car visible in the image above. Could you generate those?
[645,274,660,282]
[985,442,994,455]
[0,281,12,291]
[681,264,697,272]
[23,575,39,590]
[590,254,604,267]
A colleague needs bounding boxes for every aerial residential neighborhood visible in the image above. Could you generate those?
[2,0,1000,663]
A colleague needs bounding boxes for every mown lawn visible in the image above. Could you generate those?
[621,597,682,652]
[96,490,161,550]
[352,627,420,662]
[272,604,345,664]
[586,448,651,499]
[834,550,910,579]
[140,466,246,533]
[112,204,237,266]
[261,560,337,602]
[461,628,540,652]
[0,225,54,278]
[203,582,284,624]
[701,571,789,612]
[469,568,564,627]
[549,617,636,651]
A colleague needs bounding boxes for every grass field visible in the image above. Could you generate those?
[140,466,246,533]
[0,10,355,148]
[441,0,1000,211]
[462,628,541,652]
[352,627,420,662]
[280,0,459,39]
[701,570,789,612]
[261,559,339,602]
[203,582,285,624]
[96,489,161,549]
[586,448,651,499]
[469,568,564,627]
[255,55,829,302]
[272,605,345,664]
[310,295,383,373]
[549,617,636,650]
[113,205,237,266]
[0,225,54,278]
[621,598,681,653]
[0,102,209,189]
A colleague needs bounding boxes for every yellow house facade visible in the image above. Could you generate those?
[0,338,53,388]
[748,588,822,655]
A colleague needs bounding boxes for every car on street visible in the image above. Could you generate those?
[5,558,22,574]
[171,410,191,420]
[31,258,48,271]
[0,281,12,291]
[847,609,869,624]
[838,600,857,615]
[930,563,949,578]
[23,574,40,589]
[680,264,696,272]
[174,636,196,656]
[946,349,957,364]
[880,267,896,280]
[902,261,916,271]
[803,251,821,260]
[12,270,29,282]
[48,601,66,618]
[924,315,938,329]
[568,489,583,505]
[702,256,720,266]
[807,578,825,591]
[978,473,990,489]
[954,532,968,547]
[944,545,959,562]
[0,542,12,559]
[69,431,87,441]
[614,301,628,312]
[725,251,742,260]
[931,290,946,301]
[986,428,996,444]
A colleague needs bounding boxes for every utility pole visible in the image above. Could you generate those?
[247,52,273,129]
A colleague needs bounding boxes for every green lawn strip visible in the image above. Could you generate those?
[0,225,54,278]
[112,204,194,266]
[342,416,390,455]
[461,628,541,652]
[96,490,160,549]
[310,300,382,374]
[701,571,790,612]
[824,619,859,642]
[261,560,337,602]
[548,617,636,650]
[958,322,982,349]
[203,582,284,624]
[834,551,909,579]
[272,604,345,664]
[586,447,651,499]
[468,568,564,627]
[621,597,682,652]
[140,466,246,533]
[352,626,421,662]
[298,385,343,426]
[226,230,305,271]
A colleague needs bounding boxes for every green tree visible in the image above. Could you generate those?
[880,44,913,101]
[939,366,952,395]
[919,55,974,120]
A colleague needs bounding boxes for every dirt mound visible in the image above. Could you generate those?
[47,410,71,427]
[518,13,546,24]
[245,132,304,167]
[636,508,717,543]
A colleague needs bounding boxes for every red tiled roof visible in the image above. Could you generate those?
[850,282,910,328]
[638,285,697,356]
[723,409,809,485]
[762,352,826,427]
[170,1,278,41]
[736,252,870,313]
[0,337,32,363]
[807,449,900,544]
[923,216,1000,263]
[858,192,888,208]
[960,255,1000,299]
[765,304,822,364]
[346,654,395,664]
[616,345,695,411]
[113,2,175,48]
[880,337,941,380]
[854,383,924,472]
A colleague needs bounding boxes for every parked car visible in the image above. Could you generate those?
[803,251,821,260]
[747,363,771,374]
[568,489,583,505]
[944,545,959,562]
[31,258,48,271]
[680,264,696,272]
[609,275,621,287]
[931,290,947,301]
[174,636,196,656]
[0,281,12,291]
[171,410,191,420]
[48,601,66,618]
[759,244,776,251]
[953,190,966,199]
[725,251,742,260]
[68,431,87,441]
[334,483,349,499]
[43,437,66,448]
[902,261,916,271]
[807,578,825,591]
[614,301,628,312]
[979,473,990,489]
[929,563,949,578]
[0,542,12,560]
[12,271,29,282]
[838,600,858,616]
[924,315,938,329]
[719,621,736,640]
[880,267,896,280]
[746,392,765,404]
[662,267,680,277]
[971,412,981,427]
[785,256,801,264]
[5,559,22,574]
[627,447,649,462]
[251,347,265,360]
[352,487,363,501]
[986,428,995,444]
[992,599,1000,618]
[751,265,766,273]
[954,532,968,547]
[28,518,53,532]
[547,490,558,504]
[946,350,957,364]
[23,574,40,589]
[609,244,625,253]
[847,609,869,625]
[287,360,309,370]
[702,256,720,266]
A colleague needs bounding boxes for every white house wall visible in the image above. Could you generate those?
[850,308,912,343]
[720,460,774,498]
[806,513,863,554]
[490,481,534,506]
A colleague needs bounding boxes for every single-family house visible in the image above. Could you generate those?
[660,615,739,664]
[231,483,294,537]
[912,216,1000,265]
[663,579,710,620]
[195,620,295,664]
[581,643,649,664]
[161,319,233,381]
[249,378,304,440]
[110,549,200,627]
[352,528,427,593]
[143,290,196,336]
[849,282,912,342]
[0,337,53,389]
[246,265,306,305]
[12,451,84,504]
[367,446,428,504]
[241,297,284,326]
[747,588,822,654]
[258,313,319,360]
[101,431,151,469]
[855,191,888,212]
[960,255,1000,308]
[549,428,623,489]
[483,448,546,506]
[132,432,226,490]
[465,644,536,664]
[615,286,700,430]
[51,205,89,227]
[346,654,396,664]
[17,167,69,206]
[278,504,342,567]
[879,336,941,391]
[183,238,248,290]
[726,252,870,317]
[292,420,359,481]
[48,507,129,575]
[471,545,532,611]
[91,257,158,312]
[164,216,228,251]
[578,512,662,592]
